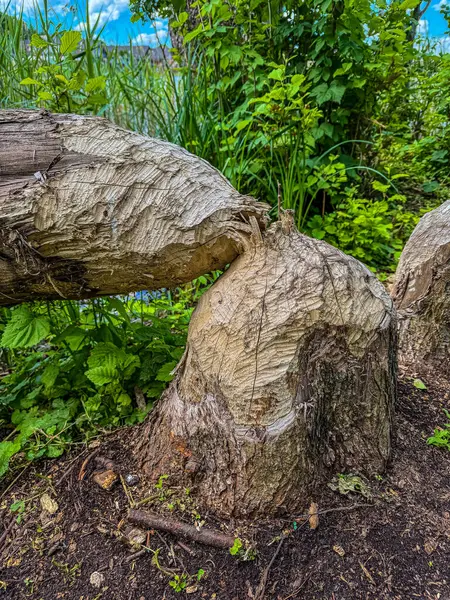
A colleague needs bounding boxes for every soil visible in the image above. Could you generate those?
[1,370,449,600]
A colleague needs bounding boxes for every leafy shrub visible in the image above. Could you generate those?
[0,293,191,476]
[307,187,419,273]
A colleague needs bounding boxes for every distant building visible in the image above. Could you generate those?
[102,45,172,65]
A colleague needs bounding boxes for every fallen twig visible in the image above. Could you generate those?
[77,448,101,481]
[254,535,286,600]
[255,518,311,600]
[177,540,196,556]
[124,548,147,563]
[0,464,30,502]
[120,475,135,507]
[0,515,17,549]
[128,509,235,549]
[289,502,373,523]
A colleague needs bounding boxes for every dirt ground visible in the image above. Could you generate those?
[1,370,449,600]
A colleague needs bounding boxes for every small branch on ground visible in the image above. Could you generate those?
[0,515,17,550]
[127,509,235,549]
[77,449,101,481]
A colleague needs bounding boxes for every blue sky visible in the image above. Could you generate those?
[2,0,449,46]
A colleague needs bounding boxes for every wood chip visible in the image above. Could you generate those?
[40,493,58,515]
[424,539,438,555]
[308,502,319,530]
[92,469,118,490]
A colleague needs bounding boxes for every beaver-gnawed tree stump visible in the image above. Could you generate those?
[0,109,397,518]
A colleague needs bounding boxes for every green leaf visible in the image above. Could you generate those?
[41,364,59,389]
[60,30,82,55]
[372,181,390,193]
[88,342,123,369]
[399,0,421,9]
[328,81,346,104]
[413,378,427,390]
[178,11,188,24]
[184,23,203,44]
[54,325,87,351]
[156,361,177,382]
[38,91,53,100]
[422,181,440,193]
[31,33,49,48]
[1,307,51,349]
[268,68,284,81]
[85,75,106,93]
[20,77,42,86]
[85,365,119,386]
[0,439,22,477]
[10,499,25,513]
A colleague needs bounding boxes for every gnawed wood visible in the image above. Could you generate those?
[0,109,267,305]
[138,223,397,518]
[392,199,450,368]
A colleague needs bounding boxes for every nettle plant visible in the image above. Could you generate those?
[0,293,191,476]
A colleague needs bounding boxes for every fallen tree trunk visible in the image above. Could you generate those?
[0,109,267,305]
[392,199,450,369]
[138,223,397,517]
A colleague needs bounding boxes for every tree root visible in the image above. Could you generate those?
[127,509,235,549]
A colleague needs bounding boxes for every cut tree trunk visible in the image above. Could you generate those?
[138,223,397,518]
[392,199,450,369]
[0,109,267,305]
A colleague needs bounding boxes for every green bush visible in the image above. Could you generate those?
[0,293,192,476]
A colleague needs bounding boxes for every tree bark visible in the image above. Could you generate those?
[392,199,450,369]
[0,109,267,305]
[138,223,397,518]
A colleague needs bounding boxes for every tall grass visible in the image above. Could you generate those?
[0,1,400,226]
[0,3,306,215]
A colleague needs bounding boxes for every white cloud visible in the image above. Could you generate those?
[434,0,448,10]
[152,18,167,31]
[417,18,429,35]
[435,35,450,52]
[73,0,128,30]
[4,0,40,14]
[132,31,169,46]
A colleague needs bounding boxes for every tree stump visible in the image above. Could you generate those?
[139,224,397,517]
[392,199,450,369]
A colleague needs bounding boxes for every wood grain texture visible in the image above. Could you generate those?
[392,199,450,367]
[0,109,268,304]
[139,224,397,517]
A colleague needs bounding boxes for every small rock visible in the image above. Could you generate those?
[186,585,198,594]
[123,526,146,546]
[90,571,105,588]
[40,493,58,515]
[124,473,140,486]
[92,469,118,490]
